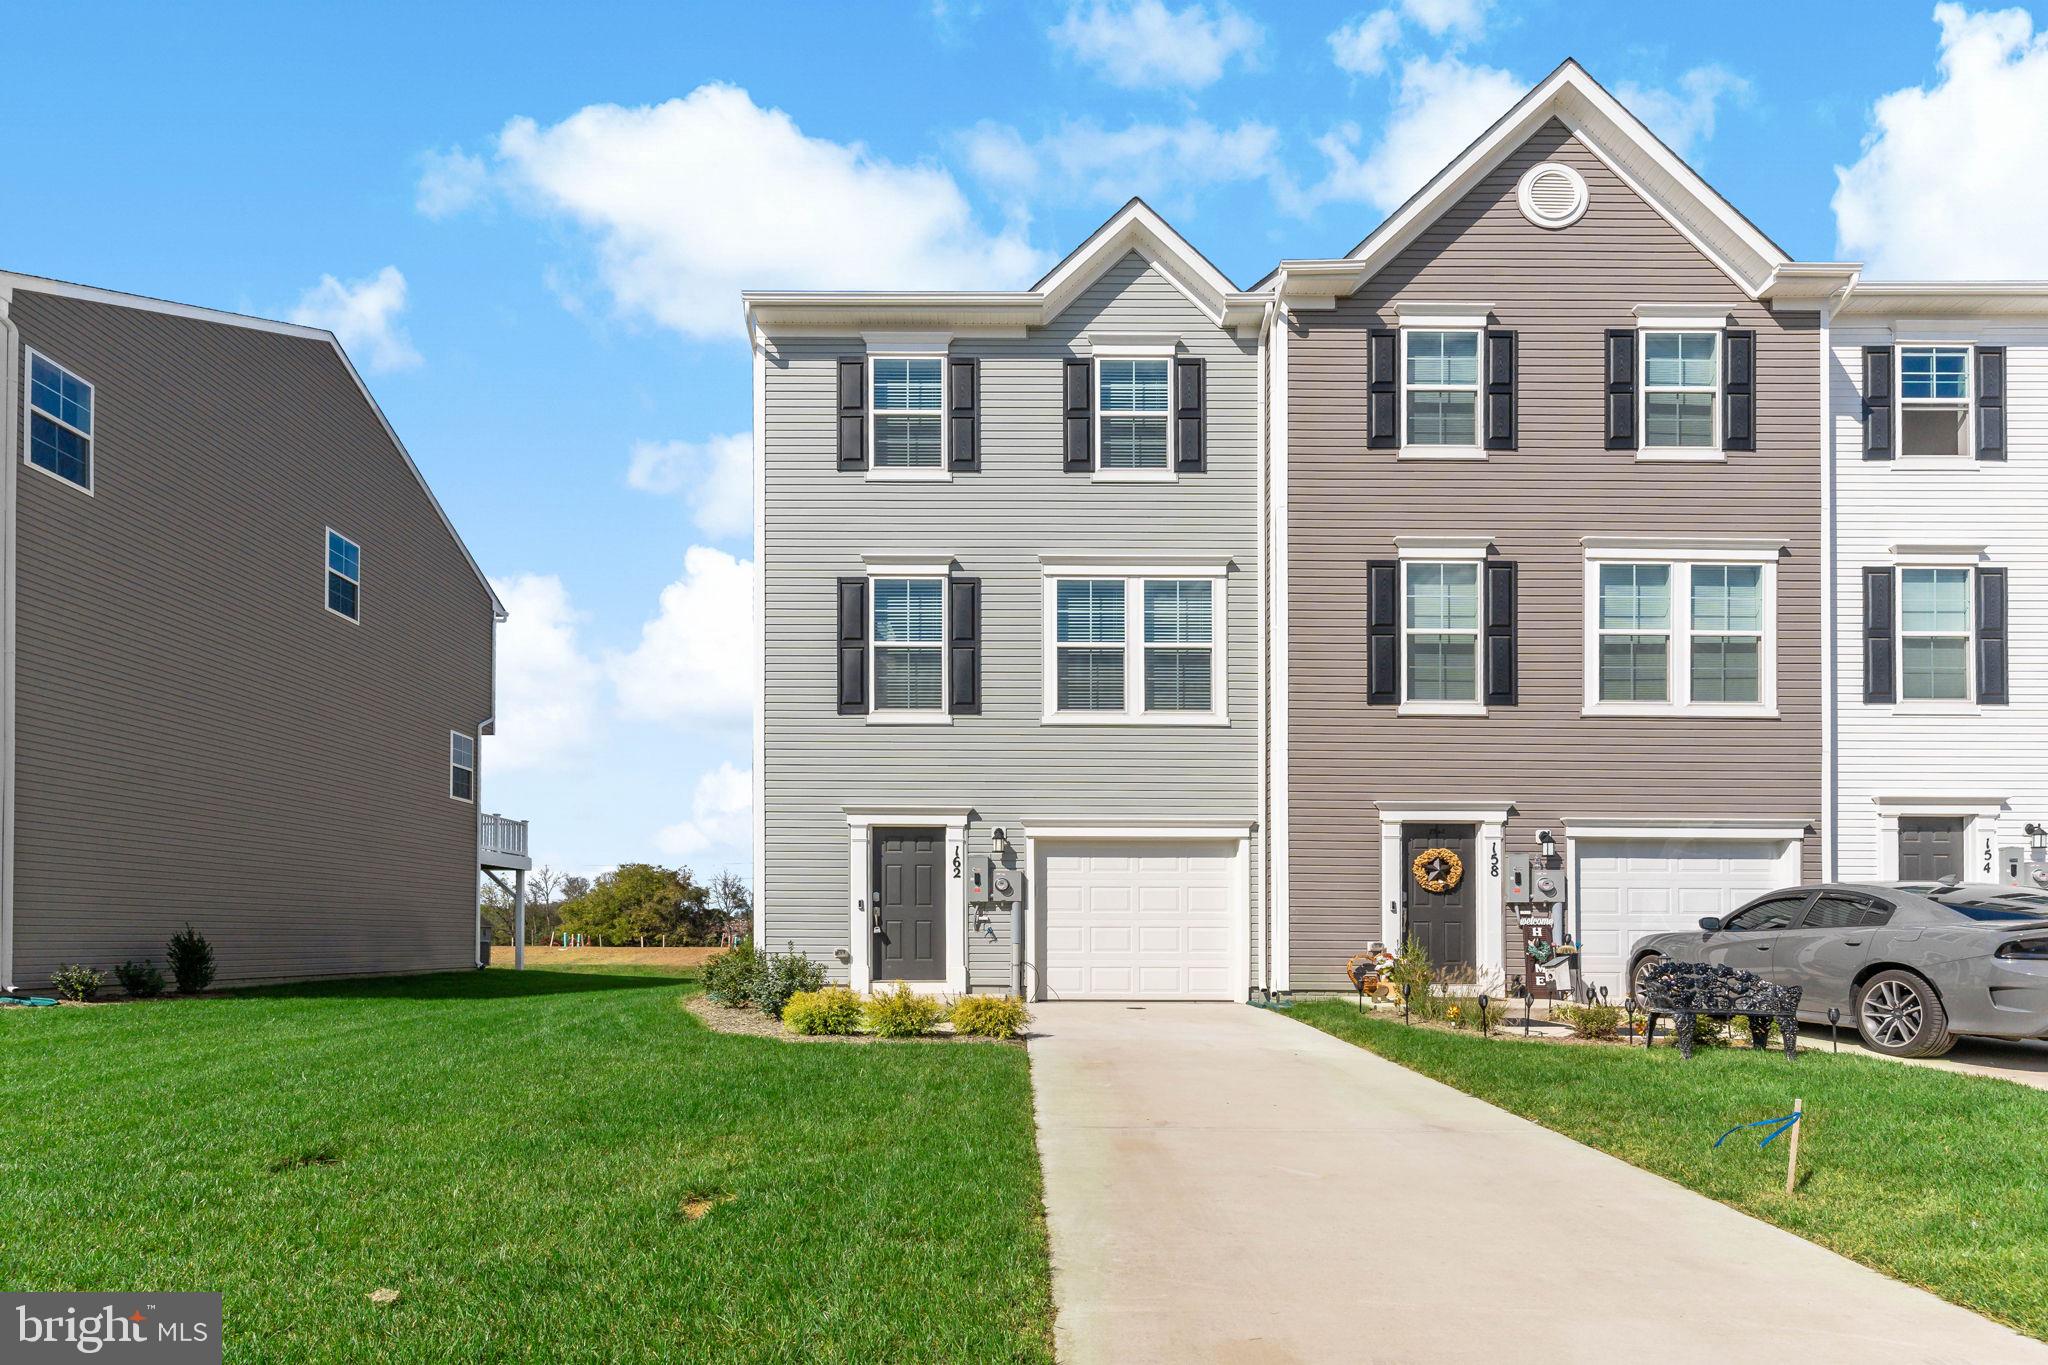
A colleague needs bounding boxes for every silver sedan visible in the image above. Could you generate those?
[1625,882,2048,1058]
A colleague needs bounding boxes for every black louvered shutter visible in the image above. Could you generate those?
[1484,330,1516,451]
[1367,560,1399,705]
[1484,560,1518,705]
[1723,329,1756,452]
[1863,347,1893,459]
[1367,329,1399,449]
[1862,567,1895,704]
[837,357,867,471]
[1062,358,1092,472]
[949,576,981,715]
[837,577,868,714]
[949,358,979,471]
[1604,329,1636,450]
[1977,567,2008,705]
[1175,357,1205,473]
[1977,347,2006,461]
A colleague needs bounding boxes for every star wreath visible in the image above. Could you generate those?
[1410,847,1464,894]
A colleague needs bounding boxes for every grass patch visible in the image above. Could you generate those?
[0,964,1052,1363]
[1291,1001,2048,1342]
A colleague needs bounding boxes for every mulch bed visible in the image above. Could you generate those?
[681,994,1024,1045]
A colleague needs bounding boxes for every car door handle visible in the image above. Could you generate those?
[1844,939,1864,947]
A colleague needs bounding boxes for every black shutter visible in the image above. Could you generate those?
[1367,329,1399,449]
[1862,567,1895,704]
[1977,347,2006,461]
[949,357,979,472]
[836,357,867,471]
[1367,560,1399,705]
[1723,329,1756,452]
[949,576,982,715]
[1977,567,2008,705]
[837,577,868,714]
[1484,560,1518,706]
[1862,347,1893,459]
[1175,357,1205,473]
[1484,330,1516,451]
[1063,358,1092,472]
[1604,329,1636,450]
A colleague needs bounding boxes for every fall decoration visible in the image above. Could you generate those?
[1410,847,1464,894]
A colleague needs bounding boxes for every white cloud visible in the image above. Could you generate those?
[415,146,490,218]
[1614,65,1751,157]
[963,116,1280,205]
[1285,55,1524,214]
[1329,10,1402,77]
[607,546,754,727]
[485,573,602,773]
[960,121,1042,192]
[289,266,421,372]
[493,84,1042,340]
[654,762,752,864]
[1051,0,1261,90]
[1834,3,2048,278]
[1399,0,1486,37]
[627,433,752,540]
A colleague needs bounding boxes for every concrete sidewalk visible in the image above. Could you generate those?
[1028,1002,2047,1364]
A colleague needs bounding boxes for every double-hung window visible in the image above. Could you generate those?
[326,529,362,622]
[1584,541,1778,714]
[1142,580,1214,711]
[1596,564,1672,702]
[1688,566,1764,703]
[450,731,476,802]
[872,576,946,712]
[1403,330,1479,449]
[1055,579,1126,711]
[1097,358,1170,471]
[1898,346,1970,458]
[1403,562,1480,703]
[1899,567,1971,700]
[1044,565,1225,722]
[871,357,944,469]
[26,351,94,491]
[1641,331,1717,450]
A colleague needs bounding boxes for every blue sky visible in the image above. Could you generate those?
[5,0,2045,884]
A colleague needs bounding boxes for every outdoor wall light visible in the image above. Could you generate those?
[992,827,1010,855]
[1537,829,1558,862]
[2028,823,2046,854]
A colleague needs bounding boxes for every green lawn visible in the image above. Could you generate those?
[1290,1001,2048,1340]
[0,966,1053,1363]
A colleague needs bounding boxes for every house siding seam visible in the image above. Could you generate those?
[1282,121,1823,992]
[759,250,1262,993]
[7,290,495,989]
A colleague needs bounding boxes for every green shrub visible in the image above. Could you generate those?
[166,924,215,994]
[863,984,944,1039]
[949,994,1031,1039]
[51,964,105,1002]
[1384,936,1434,1004]
[783,987,864,1036]
[1555,1002,1623,1040]
[753,951,827,1019]
[702,943,764,1008]
[115,960,166,998]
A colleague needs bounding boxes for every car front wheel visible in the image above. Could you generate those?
[1630,952,1664,1002]
[1855,969,1955,1058]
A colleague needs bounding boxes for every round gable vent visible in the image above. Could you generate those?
[1517,162,1588,229]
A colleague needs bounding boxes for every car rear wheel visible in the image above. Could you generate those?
[1630,953,1664,1001]
[1855,969,1955,1058]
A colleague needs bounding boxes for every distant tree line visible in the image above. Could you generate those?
[481,864,751,948]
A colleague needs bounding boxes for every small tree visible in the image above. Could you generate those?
[710,872,753,947]
[167,924,216,994]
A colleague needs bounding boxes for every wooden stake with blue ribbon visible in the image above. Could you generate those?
[1714,1097,1805,1194]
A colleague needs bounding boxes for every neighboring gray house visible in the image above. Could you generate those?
[746,202,1268,999]
[0,273,525,992]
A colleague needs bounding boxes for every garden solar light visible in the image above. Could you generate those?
[1624,995,1638,1041]
[1828,1007,1842,1053]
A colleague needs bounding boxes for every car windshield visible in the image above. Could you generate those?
[1932,890,2048,922]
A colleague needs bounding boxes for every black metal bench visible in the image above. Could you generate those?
[1638,961,1801,1060]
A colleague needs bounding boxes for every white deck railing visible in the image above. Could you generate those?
[480,812,529,862]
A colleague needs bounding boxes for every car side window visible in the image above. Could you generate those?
[1721,895,1809,932]
[1804,895,1893,930]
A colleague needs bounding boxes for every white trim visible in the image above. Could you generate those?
[323,525,362,625]
[1888,542,1987,565]
[1515,162,1588,230]
[845,808,970,995]
[1632,307,1732,330]
[20,347,96,496]
[1254,299,1270,994]
[1271,304,1291,991]
[1393,303,1493,327]
[1398,558,1486,713]
[858,332,951,354]
[0,292,17,990]
[1892,341,1975,461]
[864,468,952,484]
[1870,795,2008,883]
[449,730,476,804]
[1819,297,1835,881]
[1374,805,1511,990]
[867,352,947,473]
[1397,324,1484,459]
[1893,563,1976,704]
[1038,554,1230,577]
[1041,568,1227,726]
[751,323,768,947]
[1581,535,1786,561]
[1637,325,1722,457]
[866,566,949,719]
[1582,554,1779,717]
[1093,351,1176,476]
[1394,535,1492,560]
[1084,332,1182,356]
[863,553,956,574]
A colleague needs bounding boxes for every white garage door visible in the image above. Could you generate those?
[1040,840,1237,1000]
[1576,838,1792,996]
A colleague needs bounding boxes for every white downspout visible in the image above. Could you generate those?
[0,289,17,995]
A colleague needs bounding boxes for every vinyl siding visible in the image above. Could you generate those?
[760,251,1261,991]
[1283,121,1823,991]
[1831,323,2048,879]
[8,291,496,989]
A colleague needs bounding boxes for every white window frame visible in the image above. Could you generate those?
[1581,536,1782,718]
[1399,327,1484,458]
[1040,557,1227,725]
[1394,535,1490,716]
[1637,321,1722,461]
[449,730,476,803]
[23,347,96,495]
[1090,340,1177,483]
[1894,341,1974,462]
[1891,545,1981,709]
[863,555,951,725]
[324,527,362,624]
[864,336,950,483]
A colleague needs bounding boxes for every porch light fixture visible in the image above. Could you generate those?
[2028,823,2046,854]
[992,827,1010,855]
[1537,829,1558,862]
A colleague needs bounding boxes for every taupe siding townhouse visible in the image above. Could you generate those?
[0,276,505,991]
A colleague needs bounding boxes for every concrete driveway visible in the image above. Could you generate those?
[1796,1029,2048,1090]
[1028,1002,2048,1365]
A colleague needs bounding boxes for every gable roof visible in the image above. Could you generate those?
[1271,60,1828,308]
[743,198,1267,336]
[0,270,505,620]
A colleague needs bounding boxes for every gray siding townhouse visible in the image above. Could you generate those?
[0,273,522,993]
[1268,62,1836,997]
[747,202,1269,999]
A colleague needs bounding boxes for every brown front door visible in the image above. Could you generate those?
[874,829,945,982]
[1402,824,1477,972]
[1899,818,1966,882]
